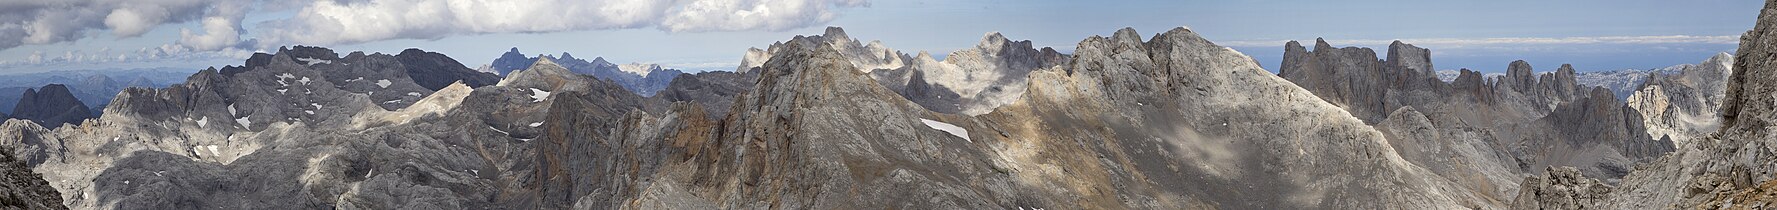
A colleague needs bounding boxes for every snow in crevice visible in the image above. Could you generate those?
[311,103,323,109]
[919,119,971,142]
[296,57,332,65]
[305,110,315,115]
[276,88,288,94]
[376,79,392,88]
[382,99,403,104]
[298,77,312,85]
[529,88,551,102]
[236,116,251,128]
[528,122,543,127]
[406,92,422,97]
[488,126,510,136]
[228,104,237,116]
[206,145,220,156]
[346,77,363,82]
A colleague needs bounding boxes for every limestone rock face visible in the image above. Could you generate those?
[8,84,93,129]
[1627,53,1734,146]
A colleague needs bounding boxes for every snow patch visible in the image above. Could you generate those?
[311,103,323,109]
[406,92,422,97]
[305,110,315,115]
[228,104,237,116]
[276,88,288,94]
[346,77,363,82]
[296,57,332,65]
[382,99,403,104]
[489,126,510,135]
[376,79,392,88]
[195,116,208,128]
[528,122,543,127]
[920,119,971,142]
[298,77,311,85]
[236,116,251,128]
[529,88,551,102]
[276,73,296,79]
[206,145,220,156]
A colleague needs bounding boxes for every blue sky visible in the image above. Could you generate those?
[0,0,1760,74]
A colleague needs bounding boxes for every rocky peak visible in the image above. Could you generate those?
[1386,40,1434,76]
[395,48,502,90]
[9,84,94,129]
[978,32,1010,52]
[822,26,852,44]
[1505,60,1537,91]
[491,47,535,75]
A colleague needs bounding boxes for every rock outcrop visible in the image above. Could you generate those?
[1513,166,1612,209]
[8,84,93,129]
[0,127,63,210]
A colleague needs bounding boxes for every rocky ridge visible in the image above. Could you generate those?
[744,27,1068,115]
[0,26,1525,209]
[487,48,683,96]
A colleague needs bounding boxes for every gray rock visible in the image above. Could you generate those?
[1512,166,1611,210]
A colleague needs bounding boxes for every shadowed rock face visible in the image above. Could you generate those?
[395,48,502,90]
[8,84,93,129]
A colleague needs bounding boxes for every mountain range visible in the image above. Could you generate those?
[487,48,683,96]
[0,1,1774,208]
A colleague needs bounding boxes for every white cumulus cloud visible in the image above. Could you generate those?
[254,0,870,47]
[0,0,871,53]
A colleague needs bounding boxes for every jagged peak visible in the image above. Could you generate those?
[1313,37,1334,51]
[823,26,849,39]
[1556,64,1577,75]
[979,31,1010,50]
[1508,60,1534,75]
[1111,27,1144,45]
